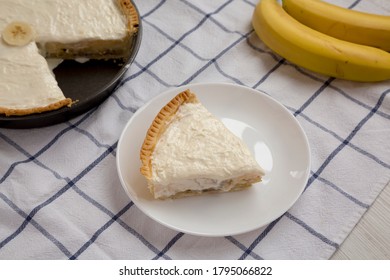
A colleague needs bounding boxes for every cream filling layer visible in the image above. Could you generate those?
[0,41,66,109]
[151,103,264,198]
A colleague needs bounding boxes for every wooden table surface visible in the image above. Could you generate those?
[331,181,390,259]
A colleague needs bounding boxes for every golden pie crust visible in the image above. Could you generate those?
[0,98,73,117]
[118,0,140,34]
[140,89,198,179]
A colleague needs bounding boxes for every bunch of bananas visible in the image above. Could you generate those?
[252,0,390,82]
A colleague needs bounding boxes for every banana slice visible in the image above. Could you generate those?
[2,21,34,46]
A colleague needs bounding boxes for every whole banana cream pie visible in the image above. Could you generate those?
[140,90,265,199]
[0,0,139,116]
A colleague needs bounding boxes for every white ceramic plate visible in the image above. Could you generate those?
[117,83,311,237]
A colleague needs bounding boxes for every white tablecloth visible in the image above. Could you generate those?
[1,0,389,259]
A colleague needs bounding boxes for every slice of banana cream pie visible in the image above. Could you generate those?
[0,39,72,116]
[140,90,265,199]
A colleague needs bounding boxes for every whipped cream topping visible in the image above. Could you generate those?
[151,102,264,198]
[0,0,128,45]
[0,41,66,109]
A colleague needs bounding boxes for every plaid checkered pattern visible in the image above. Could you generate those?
[1,0,389,259]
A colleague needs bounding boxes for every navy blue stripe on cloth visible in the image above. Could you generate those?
[225,236,263,260]
[1,139,169,259]
[182,0,247,36]
[349,0,363,9]
[239,217,281,260]
[141,0,166,19]
[111,94,138,113]
[307,89,390,187]
[152,233,185,260]
[133,61,171,87]
[214,61,246,85]
[72,186,171,260]
[67,125,114,150]
[294,110,390,170]
[0,143,117,253]
[1,131,172,259]
[0,108,98,185]
[141,17,212,62]
[0,192,72,258]
[69,202,134,259]
[118,0,235,88]
[129,28,253,88]
[313,173,370,209]
[294,78,335,117]
[179,31,253,87]
[252,59,285,89]
[0,133,67,182]
[285,212,339,248]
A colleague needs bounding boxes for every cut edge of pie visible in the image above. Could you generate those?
[0,98,73,117]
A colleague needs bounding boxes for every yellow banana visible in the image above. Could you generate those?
[282,0,390,51]
[252,0,390,82]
